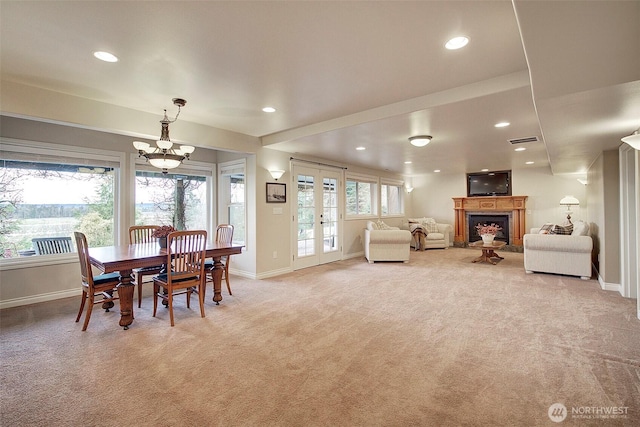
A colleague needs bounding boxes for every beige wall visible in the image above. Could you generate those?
[409,166,587,231]
[588,150,621,286]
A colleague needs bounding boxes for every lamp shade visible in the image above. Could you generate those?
[621,128,640,150]
[559,195,579,206]
[269,170,285,180]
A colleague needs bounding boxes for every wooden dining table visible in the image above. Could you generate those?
[88,241,243,329]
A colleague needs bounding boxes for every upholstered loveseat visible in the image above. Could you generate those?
[523,220,593,280]
[364,221,412,263]
[401,218,452,250]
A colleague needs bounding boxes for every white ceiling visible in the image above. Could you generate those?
[1,1,639,177]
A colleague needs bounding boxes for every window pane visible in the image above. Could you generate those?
[346,179,374,216]
[1,160,115,257]
[135,170,207,231]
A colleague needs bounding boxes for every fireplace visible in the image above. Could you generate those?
[452,196,527,247]
[468,214,509,244]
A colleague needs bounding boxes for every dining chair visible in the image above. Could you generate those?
[152,230,208,327]
[129,225,162,308]
[205,224,234,296]
[73,231,120,331]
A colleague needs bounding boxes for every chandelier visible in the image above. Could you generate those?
[133,98,195,173]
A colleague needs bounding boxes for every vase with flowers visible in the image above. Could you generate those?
[152,225,177,248]
[475,223,502,244]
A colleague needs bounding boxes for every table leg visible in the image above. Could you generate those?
[117,269,135,330]
[486,249,504,260]
[210,256,224,305]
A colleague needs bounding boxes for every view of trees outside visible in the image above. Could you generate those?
[381,183,402,215]
[227,175,245,246]
[134,171,207,231]
[0,161,208,258]
[345,179,374,215]
[0,161,114,257]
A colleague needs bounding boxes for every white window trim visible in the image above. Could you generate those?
[218,159,247,249]
[380,178,405,218]
[1,137,124,267]
[345,172,378,220]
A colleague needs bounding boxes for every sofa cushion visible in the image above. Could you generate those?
[426,232,444,240]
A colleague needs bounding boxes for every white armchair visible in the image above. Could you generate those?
[364,221,412,263]
[401,218,452,250]
[524,220,593,279]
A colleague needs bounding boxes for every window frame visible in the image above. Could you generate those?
[0,137,124,269]
[380,178,405,218]
[218,159,246,248]
[344,172,378,220]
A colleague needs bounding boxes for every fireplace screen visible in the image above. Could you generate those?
[468,214,509,244]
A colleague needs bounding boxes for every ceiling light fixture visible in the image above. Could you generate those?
[262,107,276,113]
[356,146,366,151]
[409,135,432,147]
[526,161,535,165]
[621,127,640,150]
[93,51,118,62]
[515,147,526,152]
[495,122,510,128]
[133,98,195,174]
[445,36,469,50]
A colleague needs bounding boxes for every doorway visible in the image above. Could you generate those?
[292,164,342,270]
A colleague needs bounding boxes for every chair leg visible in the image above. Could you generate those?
[198,284,205,318]
[152,282,159,317]
[75,290,87,323]
[82,292,95,331]
[137,272,143,308]
[168,290,175,327]
[224,257,232,295]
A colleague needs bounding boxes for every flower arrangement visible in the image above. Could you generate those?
[151,225,176,238]
[476,223,502,235]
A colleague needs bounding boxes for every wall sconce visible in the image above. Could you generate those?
[269,170,285,181]
[559,195,580,223]
[406,186,414,193]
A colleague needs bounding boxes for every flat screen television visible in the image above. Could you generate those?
[467,170,511,197]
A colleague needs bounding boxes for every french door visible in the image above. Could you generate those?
[292,165,342,270]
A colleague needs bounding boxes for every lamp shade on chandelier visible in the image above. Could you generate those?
[133,98,195,173]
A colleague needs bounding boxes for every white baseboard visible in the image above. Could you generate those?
[0,288,78,310]
[597,273,622,295]
[343,251,364,260]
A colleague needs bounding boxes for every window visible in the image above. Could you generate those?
[345,174,377,217]
[134,170,207,230]
[381,180,404,216]
[219,160,245,246]
[1,139,121,258]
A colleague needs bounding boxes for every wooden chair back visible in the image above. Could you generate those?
[166,230,208,283]
[215,224,234,245]
[32,237,74,255]
[129,225,160,244]
[73,232,93,286]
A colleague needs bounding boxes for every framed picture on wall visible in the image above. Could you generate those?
[266,182,286,203]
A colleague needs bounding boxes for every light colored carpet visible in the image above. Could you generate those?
[1,248,638,426]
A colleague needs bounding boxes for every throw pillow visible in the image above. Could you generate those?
[571,220,589,236]
[550,223,573,235]
[423,218,439,233]
[376,220,393,230]
[538,223,555,234]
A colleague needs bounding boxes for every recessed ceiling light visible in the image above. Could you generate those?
[404,161,412,164]
[514,147,526,152]
[93,51,118,62]
[495,122,510,128]
[262,107,276,113]
[356,146,366,151]
[481,168,489,172]
[445,36,469,50]
[526,161,535,165]
[434,169,441,173]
